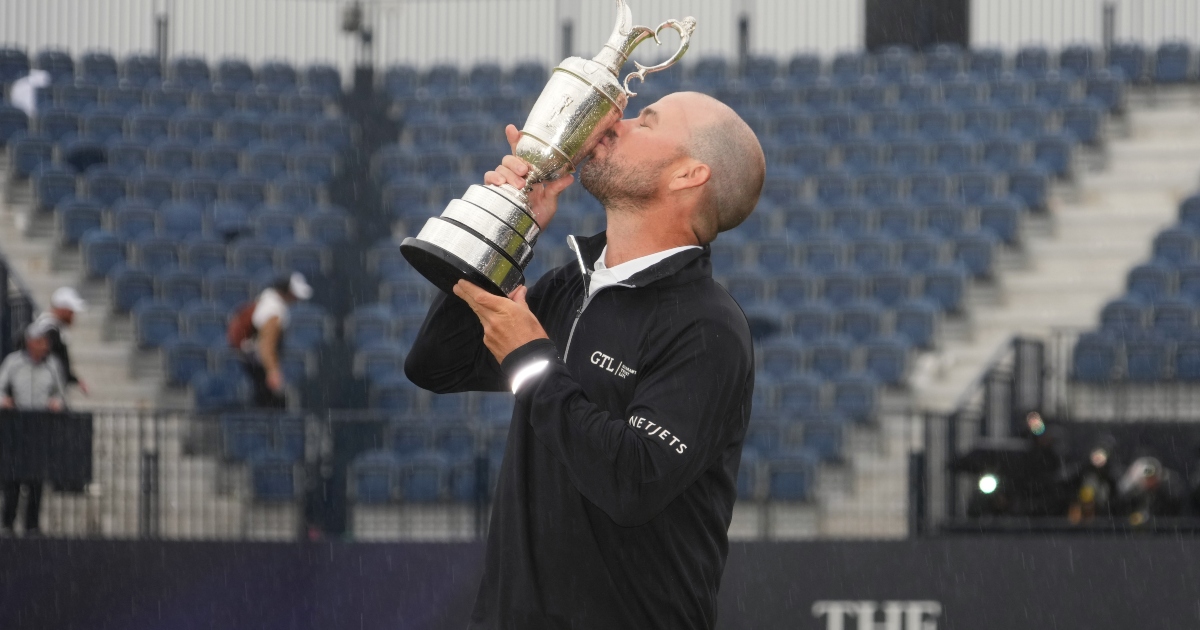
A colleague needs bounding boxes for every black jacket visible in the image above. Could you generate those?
[405,232,754,630]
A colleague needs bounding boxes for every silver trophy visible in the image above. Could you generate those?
[400,0,696,295]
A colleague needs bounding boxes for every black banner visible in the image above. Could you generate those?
[1,538,1198,629]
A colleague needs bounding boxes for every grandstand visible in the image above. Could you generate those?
[2,1,1200,626]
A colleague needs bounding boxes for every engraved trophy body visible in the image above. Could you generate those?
[399,0,696,295]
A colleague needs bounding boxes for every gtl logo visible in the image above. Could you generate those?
[812,601,941,630]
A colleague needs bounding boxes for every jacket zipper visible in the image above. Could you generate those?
[563,235,630,362]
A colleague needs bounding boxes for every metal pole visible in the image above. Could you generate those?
[561,19,574,61]
[737,14,750,67]
[155,12,169,69]
[1103,2,1116,53]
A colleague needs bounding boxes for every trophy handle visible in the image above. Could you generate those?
[622,16,698,97]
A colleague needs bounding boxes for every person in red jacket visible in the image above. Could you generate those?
[406,91,765,629]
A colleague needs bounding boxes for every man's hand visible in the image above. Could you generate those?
[453,280,549,364]
[76,379,89,395]
[47,399,63,412]
[0,396,12,409]
[266,368,285,393]
[483,124,575,229]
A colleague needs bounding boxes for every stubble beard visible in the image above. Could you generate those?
[579,139,671,214]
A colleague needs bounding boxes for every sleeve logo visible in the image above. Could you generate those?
[628,415,687,454]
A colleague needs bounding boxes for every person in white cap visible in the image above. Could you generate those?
[17,287,89,395]
[232,272,312,408]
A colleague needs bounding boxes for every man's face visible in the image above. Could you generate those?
[26,336,49,362]
[579,94,692,207]
[53,307,75,325]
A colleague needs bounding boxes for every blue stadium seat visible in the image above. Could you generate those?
[192,372,247,412]
[168,111,215,145]
[279,242,328,279]
[1014,47,1050,78]
[844,77,887,110]
[786,54,822,86]
[79,53,118,86]
[810,336,854,380]
[777,374,824,416]
[869,269,914,307]
[1072,332,1118,382]
[954,232,998,278]
[789,301,836,342]
[745,422,784,457]
[774,271,817,308]
[838,300,884,342]
[1153,42,1193,84]
[914,105,958,139]
[303,207,351,245]
[981,133,1026,171]
[131,234,180,271]
[753,238,795,272]
[128,169,174,207]
[126,108,171,143]
[34,49,73,84]
[1175,335,1200,381]
[814,170,854,205]
[158,269,204,308]
[875,47,912,83]
[221,174,268,209]
[79,165,125,207]
[897,76,939,107]
[817,108,862,142]
[1180,195,1200,232]
[894,299,939,348]
[708,240,747,272]
[823,269,865,307]
[243,142,288,179]
[0,104,29,148]
[249,451,297,501]
[1107,43,1148,83]
[900,233,942,272]
[740,55,779,88]
[180,302,228,347]
[145,84,190,116]
[214,59,255,91]
[285,303,329,352]
[961,104,1005,139]
[942,76,987,107]
[720,272,771,307]
[351,449,401,505]
[81,109,124,143]
[251,208,297,245]
[218,111,264,148]
[421,63,460,96]
[858,170,902,206]
[1033,71,1076,108]
[868,108,914,141]
[782,203,824,238]
[923,264,969,312]
[773,138,832,176]
[888,136,931,172]
[832,374,878,422]
[801,419,845,461]
[356,342,408,383]
[133,300,180,349]
[109,200,154,241]
[281,89,326,118]
[289,145,337,184]
[864,336,910,386]
[876,202,922,237]
[176,171,220,207]
[80,230,126,277]
[98,84,145,113]
[308,118,352,151]
[1100,297,1147,334]
[397,451,450,503]
[839,139,885,174]
[956,168,1002,206]
[346,304,394,349]
[194,88,238,117]
[1058,45,1097,78]
[274,176,321,209]
[908,169,951,205]
[148,139,194,174]
[238,86,281,116]
[159,200,205,240]
[1152,299,1194,337]
[933,136,979,174]
[1153,227,1197,267]
[0,48,30,85]
[123,54,161,87]
[231,238,276,275]
[1062,103,1105,147]
[1124,333,1170,382]
[389,418,431,455]
[206,268,255,311]
[383,65,419,99]
[1007,104,1051,140]
[801,235,846,273]
[765,450,816,501]
[1127,263,1173,303]
[57,199,104,245]
[170,57,210,89]
[830,52,870,84]
[110,265,155,313]
[1033,133,1076,179]
[34,167,77,212]
[37,108,80,142]
[760,338,806,379]
[210,201,250,239]
[1175,264,1200,303]
[164,338,210,386]
[105,139,148,175]
[264,114,309,149]
[978,197,1022,245]
[1008,167,1051,212]
[969,49,1005,79]
[987,75,1030,109]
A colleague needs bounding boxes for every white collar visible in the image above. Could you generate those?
[588,245,700,296]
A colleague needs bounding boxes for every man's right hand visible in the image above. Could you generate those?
[266,368,285,393]
[483,124,575,230]
[0,396,13,409]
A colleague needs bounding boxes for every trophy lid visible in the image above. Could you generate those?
[592,0,651,76]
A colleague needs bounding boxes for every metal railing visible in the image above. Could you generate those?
[0,251,37,359]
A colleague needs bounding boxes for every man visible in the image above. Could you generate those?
[234,272,312,408]
[405,92,765,628]
[0,321,67,536]
[19,286,90,395]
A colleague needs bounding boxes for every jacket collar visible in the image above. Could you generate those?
[568,232,711,290]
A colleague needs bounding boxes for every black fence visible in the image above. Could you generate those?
[915,334,1200,535]
[0,251,37,358]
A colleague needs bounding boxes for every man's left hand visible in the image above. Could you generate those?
[47,399,63,412]
[453,280,548,364]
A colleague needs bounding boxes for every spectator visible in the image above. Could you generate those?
[9,69,50,117]
[230,273,312,408]
[0,320,67,536]
[17,287,90,395]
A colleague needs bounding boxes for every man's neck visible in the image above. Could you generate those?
[602,204,699,268]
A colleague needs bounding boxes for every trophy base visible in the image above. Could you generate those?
[399,237,512,297]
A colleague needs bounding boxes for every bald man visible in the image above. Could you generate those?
[406,92,765,629]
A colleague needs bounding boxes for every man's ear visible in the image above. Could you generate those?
[668,162,710,192]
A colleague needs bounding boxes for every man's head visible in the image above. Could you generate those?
[579,91,765,244]
[24,322,51,363]
[274,272,313,304]
[49,286,87,325]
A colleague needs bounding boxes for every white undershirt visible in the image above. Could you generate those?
[588,245,701,297]
[251,288,290,329]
